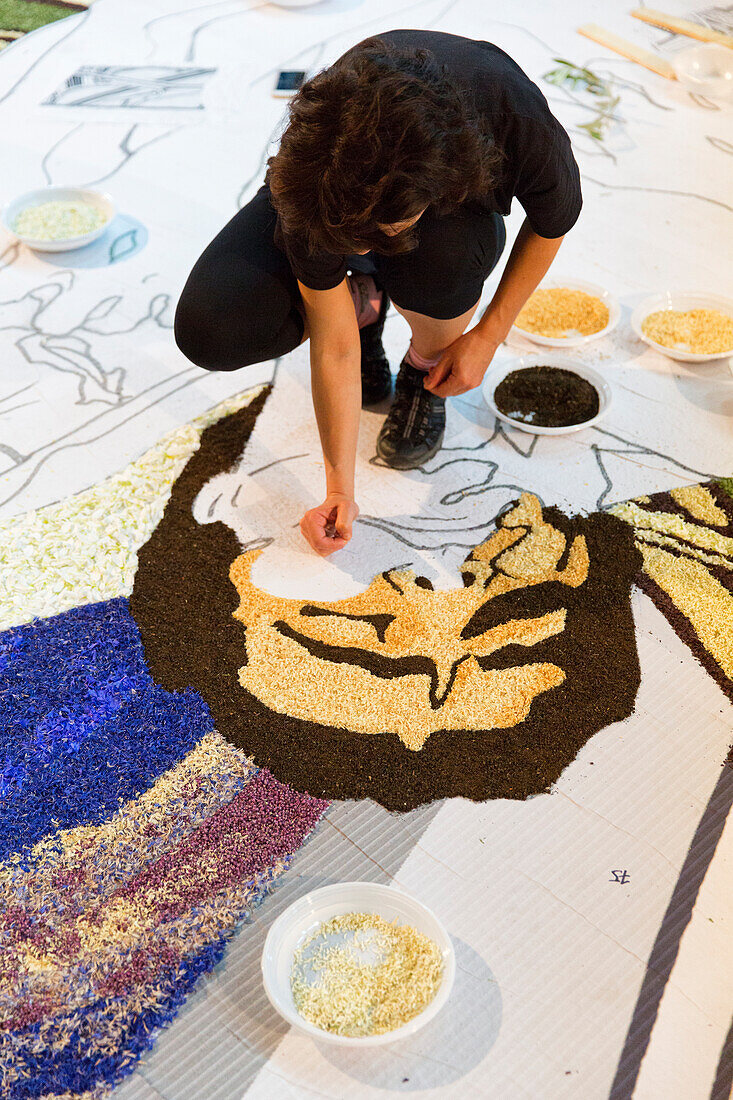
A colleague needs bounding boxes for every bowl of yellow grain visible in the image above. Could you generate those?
[631,291,733,363]
[513,279,620,347]
[2,186,116,253]
[261,881,455,1046]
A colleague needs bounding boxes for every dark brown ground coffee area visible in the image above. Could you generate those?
[494,366,600,427]
[130,390,642,812]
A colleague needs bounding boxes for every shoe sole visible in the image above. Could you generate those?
[375,431,444,470]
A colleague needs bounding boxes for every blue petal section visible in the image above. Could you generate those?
[6,874,281,1099]
[7,935,230,1099]
[0,598,213,863]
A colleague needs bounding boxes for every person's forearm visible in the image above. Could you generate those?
[309,341,361,498]
[476,218,565,345]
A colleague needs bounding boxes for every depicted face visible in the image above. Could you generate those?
[230,494,587,750]
[130,356,641,811]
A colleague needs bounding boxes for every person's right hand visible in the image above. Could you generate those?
[299,492,359,557]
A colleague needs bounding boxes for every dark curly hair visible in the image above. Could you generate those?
[266,36,501,257]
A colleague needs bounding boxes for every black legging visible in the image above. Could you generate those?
[174,184,506,372]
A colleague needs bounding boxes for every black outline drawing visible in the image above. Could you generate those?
[0,272,179,501]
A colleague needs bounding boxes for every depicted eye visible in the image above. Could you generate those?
[292,606,395,649]
[461,586,570,641]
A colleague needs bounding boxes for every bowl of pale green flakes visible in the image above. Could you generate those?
[2,186,116,252]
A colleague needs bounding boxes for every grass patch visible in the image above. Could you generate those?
[0,0,75,33]
[716,477,733,500]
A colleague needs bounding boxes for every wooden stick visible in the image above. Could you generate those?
[577,23,677,79]
[631,8,733,50]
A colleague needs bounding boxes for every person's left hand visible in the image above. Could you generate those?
[423,328,499,398]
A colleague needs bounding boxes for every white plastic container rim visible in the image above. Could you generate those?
[482,353,613,436]
[261,880,456,1047]
[511,277,621,348]
[672,43,733,99]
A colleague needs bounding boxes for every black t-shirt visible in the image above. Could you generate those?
[271,29,582,291]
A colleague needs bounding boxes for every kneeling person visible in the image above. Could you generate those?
[175,30,582,555]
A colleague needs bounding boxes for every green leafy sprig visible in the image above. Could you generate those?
[544,58,620,142]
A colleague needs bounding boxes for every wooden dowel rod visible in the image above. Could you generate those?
[631,8,733,49]
[577,23,677,79]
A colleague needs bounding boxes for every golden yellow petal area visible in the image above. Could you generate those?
[670,484,729,528]
[638,544,733,679]
[230,493,589,631]
[495,494,589,586]
[229,493,586,749]
[238,619,565,749]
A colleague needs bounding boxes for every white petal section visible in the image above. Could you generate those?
[0,388,262,631]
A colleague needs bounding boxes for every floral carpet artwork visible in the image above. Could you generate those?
[130,390,643,810]
[1,377,731,1098]
[0,390,328,1100]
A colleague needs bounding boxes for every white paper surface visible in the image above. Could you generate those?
[1,0,731,1097]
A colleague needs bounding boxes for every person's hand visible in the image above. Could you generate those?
[424,328,499,398]
[300,492,359,556]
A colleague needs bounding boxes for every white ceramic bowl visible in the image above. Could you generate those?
[483,353,612,436]
[631,291,733,363]
[2,186,116,252]
[511,278,620,348]
[672,43,733,101]
[261,881,455,1047]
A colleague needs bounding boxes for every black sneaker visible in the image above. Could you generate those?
[376,359,446,469]
[359,287,392,406]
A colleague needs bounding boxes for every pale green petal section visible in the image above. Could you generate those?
[0,388,263,631]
